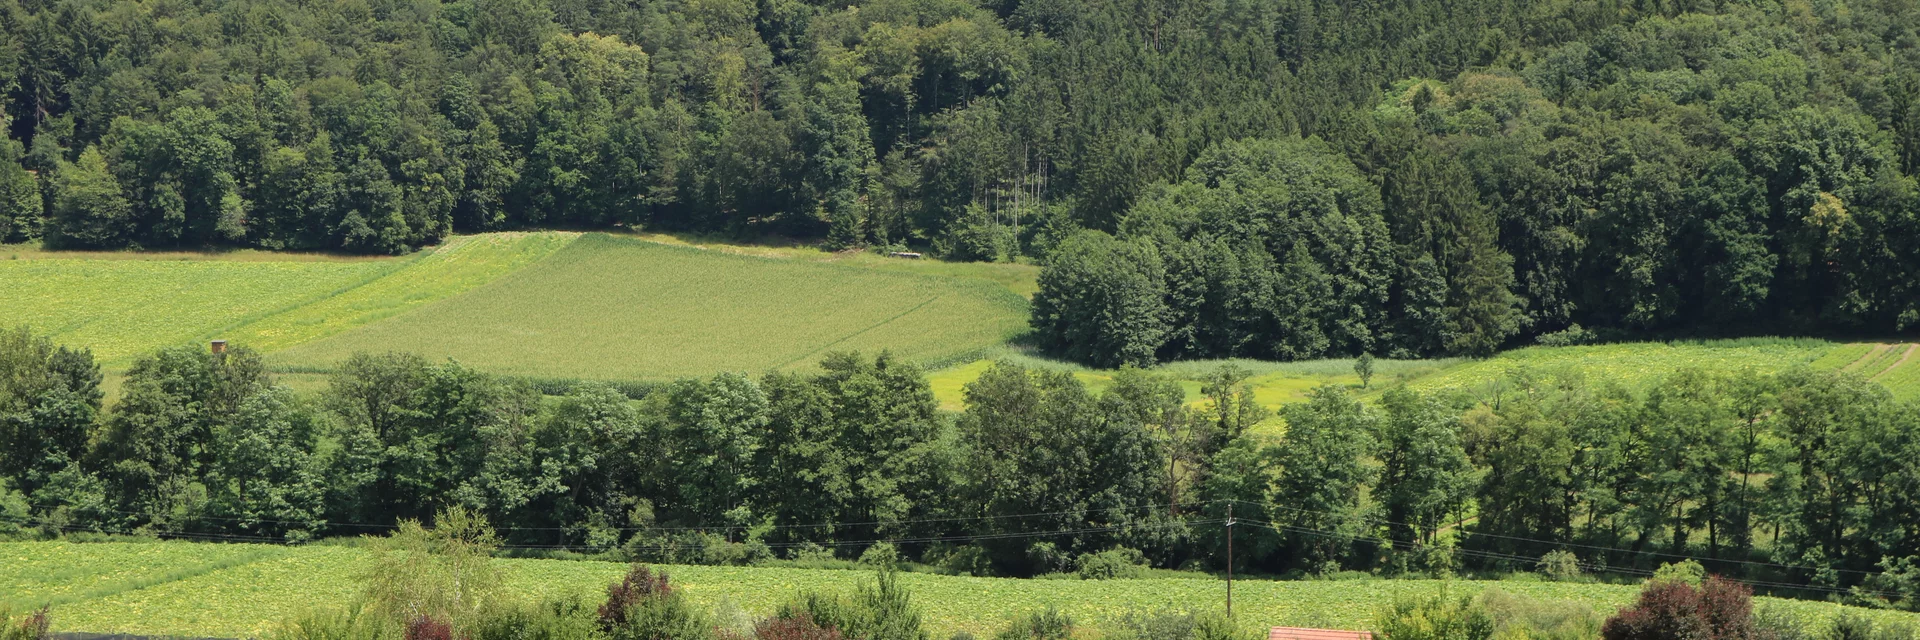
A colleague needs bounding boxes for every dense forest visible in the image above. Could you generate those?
[0,0,1915,359]
[5,328,1920,607]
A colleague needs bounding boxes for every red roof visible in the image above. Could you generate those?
[1269,628,1374,640]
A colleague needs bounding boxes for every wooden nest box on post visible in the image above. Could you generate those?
[210,340,227,355]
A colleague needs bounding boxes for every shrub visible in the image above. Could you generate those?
[406,616,454,640]
[755,613,843,640]
[1537,551,1584,582]
[599,564,711,640]
[471,599,602,640]
[272,606,405,640]
[993,609,1072,640]
[1477,588,1602,640]
[1107,611,1251,640]
[363,507,504,629]
[1600,577,1757,640]
[1,608,49,640]
[780,569,927,640]
[600,564,674,629]
[1648,561,1706,587]
[1535,325,1597,347]
[1377,593,1496,640]
[860,543,902,568]
[1075,547,1150,580]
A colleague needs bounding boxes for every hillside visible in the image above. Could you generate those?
[267,233,1031,381]
[8,541,1917,637]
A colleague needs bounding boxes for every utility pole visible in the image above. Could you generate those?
[1226,502,1235,617]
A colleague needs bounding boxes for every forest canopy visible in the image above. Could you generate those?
[0,0,1915,358]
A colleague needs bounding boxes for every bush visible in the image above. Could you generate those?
[1377,593,1496,640]
[1477,588,1602,640]
[406,616,454,640]
[1075,547,1150,580]
[993,610,1072,640]
[272,606,404,640]
[1600,577,1756,640]
[600,564,711,640]
[1537,551,1584,582]
[471,599,602,640]
[780,570,927,640]
[927,544,993,576]
[1,608,49,640]
[363,507,503,629]
[1648,561,1706,588]
[1107,611,1250,640]
[1535,325,1597,347]
[755,613,843,640]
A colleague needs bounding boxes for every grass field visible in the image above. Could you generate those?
[925,353,1457,416]
[218,233,577,353]
[7,541,1916,637]
[0,252,404,365]
[268,234,1032,381]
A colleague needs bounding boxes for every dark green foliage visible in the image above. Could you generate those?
[1029,231,1168,368]
[1270,385,1377,568]
[0,327,99,507]
[953,361,1175,574]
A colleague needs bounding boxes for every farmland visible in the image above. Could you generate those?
[7,541,1916,637]
[267,234,1031,382]
[0,250,401,366]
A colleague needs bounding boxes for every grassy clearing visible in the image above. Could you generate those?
[269,234,1031,381]
[1406,339,1837,395]
[220,233,578,353]
[623,231,1043,298]
[925,352,1457,421]
[0,254,403,365]
[13,541,1916,637]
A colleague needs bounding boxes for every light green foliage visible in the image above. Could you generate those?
[1536,552,1583,582]
[1074,548,1150,580]
[272,234,1030,381]
[1648,560,1707,587]
[12,542,1920,637]
[362,508,505,628]
[1377,593,1494,640]
[1409,341,1836,395]
[993,609,1071,640]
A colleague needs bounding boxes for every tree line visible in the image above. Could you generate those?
[0,0,1915,358]
[4,328,1920,608]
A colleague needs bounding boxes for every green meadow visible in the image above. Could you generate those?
[9,541,1917,638]
[268,234,1032,381]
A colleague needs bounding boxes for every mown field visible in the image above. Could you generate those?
[7,541,1916,637]
[268,234,1031,381]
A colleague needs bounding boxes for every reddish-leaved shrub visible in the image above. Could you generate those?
[598,563,674,631]
[755,612,844,640]
[1602,577,1758,640]
[405,615,454,640]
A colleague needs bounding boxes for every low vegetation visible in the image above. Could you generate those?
[268,234,1031,381]
[0,253,398,365]
[6,537,1918,639]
